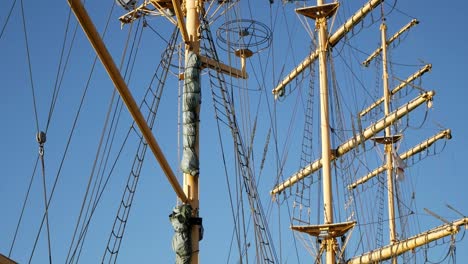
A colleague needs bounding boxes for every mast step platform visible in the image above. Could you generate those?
[371,134,402,145]
[296,3,339,20]
[291,221,356,238]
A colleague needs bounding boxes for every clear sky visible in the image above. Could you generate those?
[1,0,467,263]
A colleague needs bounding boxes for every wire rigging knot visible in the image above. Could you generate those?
[36,131,46,156]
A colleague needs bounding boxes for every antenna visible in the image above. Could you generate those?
[424,208,450,225]
[446,204,466,218]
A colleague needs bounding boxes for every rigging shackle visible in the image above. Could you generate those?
[36,131,46,156]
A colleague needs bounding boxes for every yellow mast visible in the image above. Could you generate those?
[293,2,342,262]
[315,1,335,262]
[380,20,398,263]
[184,0,201,263]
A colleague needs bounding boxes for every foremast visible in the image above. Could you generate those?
[181,0,202,263]
[312,2,337,263]
[288,2,354,263]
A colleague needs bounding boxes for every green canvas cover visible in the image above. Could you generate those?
[180,51,201,176]
[169,204,193,264]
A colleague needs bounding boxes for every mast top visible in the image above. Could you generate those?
[295,2,339,20]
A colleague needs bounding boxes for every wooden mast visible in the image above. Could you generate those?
[294,2,341,262]
[316,1,335,262]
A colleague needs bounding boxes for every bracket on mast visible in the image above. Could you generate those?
[178,55,248,80]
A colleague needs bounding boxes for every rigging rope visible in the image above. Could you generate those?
[0,0,17,41]
[101,26,179,264]
[200,13,278,263]
[46,7,78,133]
[8,155,39,257]
[64,2,121,262]
[37,132,53,264]
[20,0,39,133]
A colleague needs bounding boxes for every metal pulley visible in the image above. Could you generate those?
[36,131,47,145]
[36,131,46,156]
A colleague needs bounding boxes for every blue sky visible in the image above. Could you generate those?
[1,0,467,263]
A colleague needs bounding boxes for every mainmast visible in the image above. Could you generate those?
[183,0,201,262]
[315,1,336,262]
[292,2,353,263]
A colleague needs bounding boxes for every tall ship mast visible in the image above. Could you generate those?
[0,0,467,263]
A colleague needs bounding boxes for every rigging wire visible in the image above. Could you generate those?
[267,2,301,262]
[65,23,180,264]
[26,0,116,254]
[8,155,39,257]
[202,12,279,261]
[64,2,119,261]
[0,0,17,41]
[28,49,93,264]
[20,0,39,133]
[18,0,53,261]
[68,6,157,263]
[11,0,80,260]
[37,133,53,264]
[45,7,77,133]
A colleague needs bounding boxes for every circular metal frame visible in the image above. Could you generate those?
[216,19,272,54]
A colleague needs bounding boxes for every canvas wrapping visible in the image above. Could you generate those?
[181,51,201,176]
[170,204,193,264]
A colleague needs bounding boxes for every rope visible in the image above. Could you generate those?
[38,132,53,264]
[28,41,96,264]
[67,3,143,262]
[202,15,278,262]
[46,8,77,133]
[20,0,39,133]
[8,155,39,257]
[0,0,17,40]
